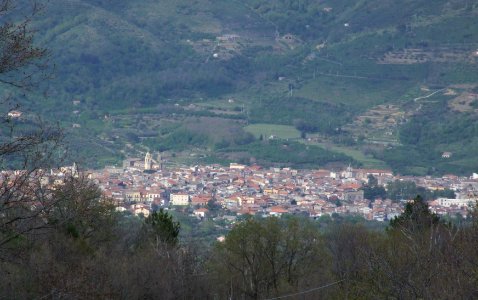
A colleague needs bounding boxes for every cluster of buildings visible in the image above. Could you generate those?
[7,152,476,222]
[72,154,478,221]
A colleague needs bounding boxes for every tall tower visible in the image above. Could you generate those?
[144,152,152,170]
[72,162,79,178]
[343,163,353,179]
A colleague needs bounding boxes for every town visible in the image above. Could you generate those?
[34,152,477,223]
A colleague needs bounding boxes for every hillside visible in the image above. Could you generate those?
[5,0,478,173]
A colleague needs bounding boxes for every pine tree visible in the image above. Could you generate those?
[145,209,180,246]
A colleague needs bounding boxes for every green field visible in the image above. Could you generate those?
[245,124,301,140]
[307,141,389,169]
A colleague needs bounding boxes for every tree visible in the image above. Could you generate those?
[0,0,48,89]
[0,0,62,257]
[362,174,386,201]
[386,180,418,202]
[207,199,221,212]
[48,175,117,245]
[145,208,180,246]
[389,195,440,232]
[367,174,378,186]
[325,223,379,299]
[366,196,465,299]
[211,217,327,299]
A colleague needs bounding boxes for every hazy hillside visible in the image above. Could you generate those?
[9,0,478,173]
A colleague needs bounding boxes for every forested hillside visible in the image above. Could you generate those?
[6,0,478,173]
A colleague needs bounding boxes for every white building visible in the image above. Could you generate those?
[145,191,161,203]
[230,163,246,170]
[341,165,354,179]
[131,204,150,218]
[437,198,475,208]
[7,110,22,118]
[170,193,190,206]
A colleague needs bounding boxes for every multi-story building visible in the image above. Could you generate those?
[170,193,190,206]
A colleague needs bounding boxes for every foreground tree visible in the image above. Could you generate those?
[0,0,62,258]
[1,0,48,88]
[364,196,475,299]
[211,217,329,299]
[144,208,180,246]
[389,195,440,231]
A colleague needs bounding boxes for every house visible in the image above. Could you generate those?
[343,190,364,202]
[437,198,474,208]
[125,190,142,202]
[145,190,162,203]
[115,206,127,213]
[230,163,246,170]
[191,195,211,206]
[281,34,300,43]
[170,193,189,206]
[268,206,289,217]
[442,152,453,158]
[217,34,240,42]
[193,208,208,218]
[7,110,22,118]
[131,204,150,217]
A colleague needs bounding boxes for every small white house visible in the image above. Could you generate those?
[7,110,22,118]
[441,152,452,159]
[193,208,208,218]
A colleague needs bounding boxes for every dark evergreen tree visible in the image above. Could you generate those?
[362,175,386,201]
[145,209,180,246]
[389,195,440,231]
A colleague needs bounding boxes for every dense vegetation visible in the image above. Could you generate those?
[2,182,478,299]
[2,0,475,174]
[220,139,357,168]
[379,96,478,175]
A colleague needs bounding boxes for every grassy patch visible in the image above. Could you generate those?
[245,124,301,140]
[307,141,389,169]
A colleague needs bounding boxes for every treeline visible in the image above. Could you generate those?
[221,139,357,169]
[2,176,478,299]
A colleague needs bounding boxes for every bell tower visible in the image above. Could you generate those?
[144,152,152,170]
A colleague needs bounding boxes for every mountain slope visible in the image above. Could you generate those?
[4,0,478,172]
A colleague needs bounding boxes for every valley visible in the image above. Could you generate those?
[4,0,478,175]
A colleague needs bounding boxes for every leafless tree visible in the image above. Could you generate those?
[0,0,48,89]
[0,0,63,259]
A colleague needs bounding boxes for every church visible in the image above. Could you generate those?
[122,152,162,171]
